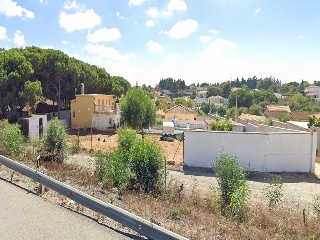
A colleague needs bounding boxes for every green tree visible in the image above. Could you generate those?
[121,89,156,133]
[207,86,223,97]
[200,102,210,115]
[174,98,193,108]
[228,89,253,108]
[20,80,44,113]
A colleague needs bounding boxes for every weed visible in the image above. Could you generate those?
[265,175,283,209]
[213,149,250,222]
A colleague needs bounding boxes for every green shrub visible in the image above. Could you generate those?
[96,149,130,195]
[155,119,163,125]
[211,118,233,131]
[213,149,250,221]
[70,138,81,154]
[129,139,165,193]
[44,118,67,162]
[117,128,137,152]
[265,175,283,209]
[0,123,25,156]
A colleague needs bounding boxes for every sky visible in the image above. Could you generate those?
[1,0,320,87]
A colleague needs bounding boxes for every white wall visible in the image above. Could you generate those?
[92,114,119,131]
[166,119,204,129]
[184,131,316,173]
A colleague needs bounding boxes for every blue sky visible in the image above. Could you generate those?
[1,0,320,87]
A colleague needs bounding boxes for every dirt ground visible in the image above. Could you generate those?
[67,129,184,164]
[67,129,320,206]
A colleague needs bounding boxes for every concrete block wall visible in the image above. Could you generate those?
[184,130,316,173]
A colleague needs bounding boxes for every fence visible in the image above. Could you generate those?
[0,155,186,240]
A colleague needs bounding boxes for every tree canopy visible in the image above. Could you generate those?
[120,88,156,131]
[0,46,131,116]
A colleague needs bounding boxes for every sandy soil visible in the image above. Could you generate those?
[66,130,320,206]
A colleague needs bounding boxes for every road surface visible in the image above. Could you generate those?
[0,179,139,240]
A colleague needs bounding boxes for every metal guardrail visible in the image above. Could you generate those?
[0,155,187,240]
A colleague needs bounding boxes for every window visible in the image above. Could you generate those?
[102,100,104,105]
[73,111,75,117]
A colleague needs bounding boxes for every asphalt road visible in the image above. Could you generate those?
[0,179,138,240]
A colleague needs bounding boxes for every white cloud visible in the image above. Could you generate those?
[62,40,69,44]
[117,11,125,19]
[209,28,218,35]
[199,35,211,42]
[84,44,135,61]
[145,19,154,27]
[0,0,35,19]
[164,19,197,39]
[39,0,48,4]
[146,40,164,53]
[128,0,144,6]
[147,0,187,18]
[0,26,9,40]
[87,28,121,43]
[255,8,261,14]
[146,7,160,18]
[59,9,101,32]
[167,0,187,13]
[13,30,25,46]
[64,1,79,10]
[298,34,304,39]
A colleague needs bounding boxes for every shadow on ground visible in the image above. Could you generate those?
[183,166,320,184]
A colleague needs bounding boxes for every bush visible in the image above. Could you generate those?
[70,138,81,154]
[117,128,137,152]
[129,139,165,193]
[96,149,130,195]
[265,175,283,209]
[213,149,250,221]
[44,118,67,162]
[211,118,233,131]
[155,119,163,125]
[0,123,25,156]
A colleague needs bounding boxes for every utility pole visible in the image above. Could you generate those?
[235,95,238,119]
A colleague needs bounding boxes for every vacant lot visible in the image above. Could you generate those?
[67,129,320,205]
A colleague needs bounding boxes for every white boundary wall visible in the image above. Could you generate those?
[184,131,317,173]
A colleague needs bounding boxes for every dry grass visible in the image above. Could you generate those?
[2,154,320,239]
[118,181,320,240]
[2,132,320,239]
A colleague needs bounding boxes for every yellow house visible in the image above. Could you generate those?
[71,94,119,130]
[164,104,197,120]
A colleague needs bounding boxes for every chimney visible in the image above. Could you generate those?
[80,83,84,95]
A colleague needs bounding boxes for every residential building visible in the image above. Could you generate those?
[305,85,320,101]
[197,90,207,98]
[264,105,291,118]
[164,104,198,120]
[207,95,228,107]
[71,93,120,131]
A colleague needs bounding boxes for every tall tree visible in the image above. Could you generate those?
[121,89,156,134]
[20,80,44,113]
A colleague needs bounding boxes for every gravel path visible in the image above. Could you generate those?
[67,153,320,206]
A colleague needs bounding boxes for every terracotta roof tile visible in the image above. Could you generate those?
[165,104,195,114]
